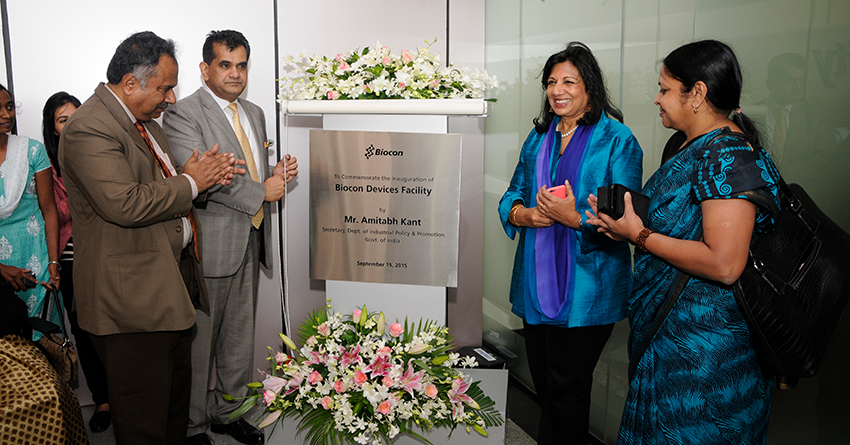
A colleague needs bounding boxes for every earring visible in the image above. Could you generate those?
[693,105,699,114]
[549,107,553,112]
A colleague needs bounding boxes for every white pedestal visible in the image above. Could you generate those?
[323,114,450,326]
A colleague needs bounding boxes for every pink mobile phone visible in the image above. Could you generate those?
[547,185,567,199]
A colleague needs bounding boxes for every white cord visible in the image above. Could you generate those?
[280,102,293,342]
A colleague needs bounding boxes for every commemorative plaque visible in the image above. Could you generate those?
[310,130,461,287]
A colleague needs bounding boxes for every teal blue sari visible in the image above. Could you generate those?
[618,129,780,445]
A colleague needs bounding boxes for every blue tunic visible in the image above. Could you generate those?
[498,113,643,327]
[618,129,780,445]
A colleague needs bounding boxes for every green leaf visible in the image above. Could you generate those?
[464,382,504,428]
[400,427,435,445]
[228,395,261,420]
[473,424,489,436]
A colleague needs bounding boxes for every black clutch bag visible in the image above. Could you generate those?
[597,184,649,225]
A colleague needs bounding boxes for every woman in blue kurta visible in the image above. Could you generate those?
[588,41,779,444]
[498,42,643,445]
[0,84,62,340]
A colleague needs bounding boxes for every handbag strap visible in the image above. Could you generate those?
[629,217,703,382]
[38,287,69,339]
[628,268,690,382]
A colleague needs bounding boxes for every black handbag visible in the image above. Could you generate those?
[733,180,850,379]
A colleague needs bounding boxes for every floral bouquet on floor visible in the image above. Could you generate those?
[226,305,503,445]
[278,39,498,101]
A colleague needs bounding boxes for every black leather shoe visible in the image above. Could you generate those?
[211,418,264,444]
[88,410,111,433]
[186,433,215,445]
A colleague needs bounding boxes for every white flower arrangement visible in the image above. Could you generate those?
[278,40,498,101]
[226,305,503,445]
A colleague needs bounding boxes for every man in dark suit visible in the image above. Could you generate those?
[163,30,296,445]
[59,31,242,445]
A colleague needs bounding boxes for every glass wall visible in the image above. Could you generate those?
[483,1,850,443]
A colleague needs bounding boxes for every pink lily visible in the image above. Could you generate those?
[339,344,362,368]
[448,377,479,419]
[262,375,286,394]
[281,374,303,397]
[363,353,392,377]
[303,350,327,366]
[398,363,425,396]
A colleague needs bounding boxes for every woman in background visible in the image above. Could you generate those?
[43,91,111,433]
[498,42,643,444]
[0,83,61,334]
[588,40,779,444]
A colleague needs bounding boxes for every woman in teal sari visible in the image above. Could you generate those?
[499,42,643,444]
[0,84,62,339]
[588,40,780,444]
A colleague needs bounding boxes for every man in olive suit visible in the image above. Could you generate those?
[60,31,241,445]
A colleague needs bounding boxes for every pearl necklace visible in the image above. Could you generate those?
[560,124,578,138]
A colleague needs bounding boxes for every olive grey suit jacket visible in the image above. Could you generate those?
[59,83,207,336]
[163,87,272,277]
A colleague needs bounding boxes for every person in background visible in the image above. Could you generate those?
[42,91,111,433]
[587,40,780,445]
[498,42,643,445]
[0,83,62,338]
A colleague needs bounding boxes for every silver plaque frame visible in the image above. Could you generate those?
[310,129,461,287]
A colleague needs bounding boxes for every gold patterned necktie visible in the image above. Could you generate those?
[228,103,264,229]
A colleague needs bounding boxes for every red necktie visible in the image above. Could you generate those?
[134,120,200,260]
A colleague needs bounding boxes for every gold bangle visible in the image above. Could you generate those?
[635,228,655,252]
[509,205,522,226]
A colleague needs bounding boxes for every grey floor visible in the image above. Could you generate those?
[80,405,536,445]
[80,405,243,445]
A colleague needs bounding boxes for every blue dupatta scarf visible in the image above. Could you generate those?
[529,118,593,319]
